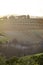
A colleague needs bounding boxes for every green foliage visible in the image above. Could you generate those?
[6,56,19,65]
[0,56,6,65]
[0,53,43,65]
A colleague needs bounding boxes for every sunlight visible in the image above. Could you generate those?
[0,0,43,16]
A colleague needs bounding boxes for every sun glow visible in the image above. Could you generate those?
[0,0,43,16]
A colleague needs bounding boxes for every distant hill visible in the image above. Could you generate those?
[0,15,43,31]
[0,15,43,42]
[0,15,43,57]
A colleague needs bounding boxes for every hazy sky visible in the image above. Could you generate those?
[0,0,43,16]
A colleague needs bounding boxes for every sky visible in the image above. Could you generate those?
[0,0,43,16]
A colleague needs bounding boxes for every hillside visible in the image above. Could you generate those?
[0,15,43,57]
[0,15,43,42]
[0,53,43,65]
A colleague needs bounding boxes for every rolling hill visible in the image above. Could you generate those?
[0,15,43,57]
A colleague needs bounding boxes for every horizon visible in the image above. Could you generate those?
[0,14,43,19]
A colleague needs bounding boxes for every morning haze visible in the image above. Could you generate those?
[0,15,43,57]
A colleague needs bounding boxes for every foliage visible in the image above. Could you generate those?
[0,53,43,65]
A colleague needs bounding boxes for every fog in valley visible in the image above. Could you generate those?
[0,15,43,57]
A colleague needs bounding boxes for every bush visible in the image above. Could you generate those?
[0,53,43,65]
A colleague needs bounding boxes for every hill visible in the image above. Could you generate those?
[0,15,43,57]
[0,53,43,65]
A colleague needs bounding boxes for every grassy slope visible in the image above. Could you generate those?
[3,53,43,65]
[0,32,10,43]
[17,53,43,65]
[0,53,43,65]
